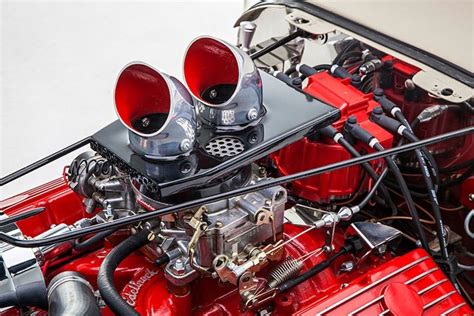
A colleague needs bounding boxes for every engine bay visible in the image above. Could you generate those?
[1,2,473,315]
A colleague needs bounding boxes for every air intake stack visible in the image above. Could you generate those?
[114,63,196,159]
[184,36,264,129]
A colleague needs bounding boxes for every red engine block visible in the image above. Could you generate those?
[2,177,472,316]
[50,226,470,316]
[273,71,393,203]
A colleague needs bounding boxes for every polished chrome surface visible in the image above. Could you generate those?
[238,21,257,53]
[184,36,264,129]
[115,62,196,159]
[0,218,46,311]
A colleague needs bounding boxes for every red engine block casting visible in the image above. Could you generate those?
[273,71,393,203]
[3,179,470,315]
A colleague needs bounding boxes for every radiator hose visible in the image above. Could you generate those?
[97,228,155,316]
[0,282,47,309]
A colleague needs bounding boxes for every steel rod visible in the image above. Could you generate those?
[250,29,305,60]
[0,137,92,186]
[0,126,471,247]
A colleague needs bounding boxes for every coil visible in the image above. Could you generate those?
[267,257,303,288]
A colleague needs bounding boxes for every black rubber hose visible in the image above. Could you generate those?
[333,40,360,65]
[336,51,362,66]
[0,281,47,309]
[74,228,116,252]
[385,165,474,192]
[394,111,440,189]
[314,64,332,71]
[97,229,153,316]
[285,64,331,77]
[373,142,431,252]
[277,245,352,292]
[402,130,448,259]
[391,112,451,270]
[155,254,170,266]
[284,65,297,76]
[319,126,394,212]
[300,64,331,81]
[0,207,45,227]
[410,117,421,130]
[357,168,389,209]
[0,292,17,308]
[338,138,397,216]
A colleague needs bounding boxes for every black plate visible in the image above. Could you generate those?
[91,70,340,198]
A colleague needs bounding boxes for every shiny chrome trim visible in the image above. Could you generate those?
[418,279,448,295]
[183,36,263,128]
[423,290,456,310]
[348,296,384,315]
[348,266,439,315]
[441,302,466,315]
[405,267,439,285]
[114,62,197,159]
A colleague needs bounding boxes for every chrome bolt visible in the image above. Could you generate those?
[141,117,150,127]
[340,261,354,273]
[180,139,192,152]
[293,17,309,24]
[209,89,218,99]
[215,221,223,228]
[469,194,474,202]
[180,162,192,174]
[405,79,416,90]
[248,132,258,144]
[247,108,259,120]
[323,245,334,253]
[376,244,387,254]
[173,258,185,275]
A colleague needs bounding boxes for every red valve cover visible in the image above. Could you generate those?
[298,248,471,315]
[272,71,393,203]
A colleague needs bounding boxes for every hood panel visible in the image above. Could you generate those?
[305,0,473,73]
[240,1,473,87]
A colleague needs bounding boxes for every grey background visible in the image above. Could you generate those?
[1,1,245,199]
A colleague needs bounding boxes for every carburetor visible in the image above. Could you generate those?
[161,182,287,287]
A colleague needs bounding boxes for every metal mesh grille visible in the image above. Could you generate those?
[204,136,245,158]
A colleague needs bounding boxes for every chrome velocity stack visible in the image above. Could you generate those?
[183,36,264,129]
[114,63,196,159]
